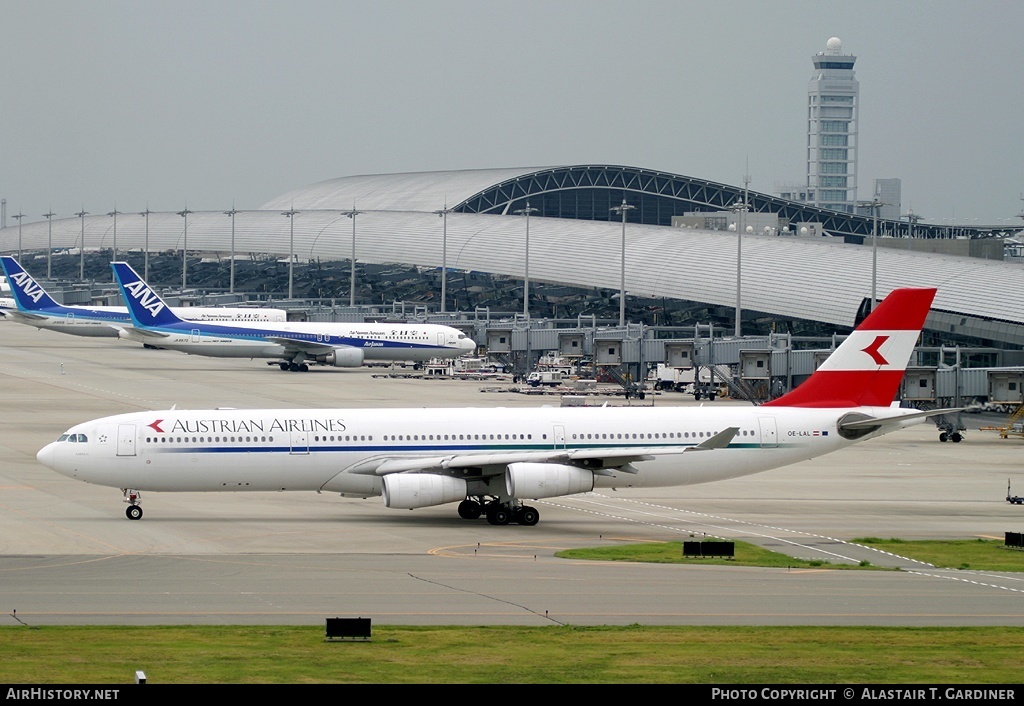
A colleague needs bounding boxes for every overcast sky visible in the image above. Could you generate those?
[3,0,1022,227]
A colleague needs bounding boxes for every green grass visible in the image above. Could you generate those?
[3,625,1024,684]
[852,538,1024,572]
[555,539,892,569]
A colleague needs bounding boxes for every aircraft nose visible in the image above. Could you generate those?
[36,442,56,469]
[462,337,477,351]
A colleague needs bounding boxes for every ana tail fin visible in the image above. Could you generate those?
[111,262,185,328]
[763,287,936,408]
[0,256,63,311]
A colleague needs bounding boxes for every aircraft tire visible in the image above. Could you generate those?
[939,432,948,442]
[486,506,511,526]
[951,432,962,443]
[458,500,482,520]
[126,505,143,521]
[516,506,539,526]
[279,363,289,371]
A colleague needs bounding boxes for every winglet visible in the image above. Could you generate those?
[0,256,63,311]
[763,287,937,408]
[111,262,185,328]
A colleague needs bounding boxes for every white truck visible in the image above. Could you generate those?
[526,370,565,387]
[649,364,719,400]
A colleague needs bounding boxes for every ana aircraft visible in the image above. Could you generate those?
[110,261,476,371]
[0,256,287,338]
[37,286,953,524]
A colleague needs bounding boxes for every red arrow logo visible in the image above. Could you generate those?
[147,419,165,433]
[861,335,890,365]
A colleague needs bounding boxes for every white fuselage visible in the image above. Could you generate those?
[36,404,922,500]
[118,321,476,362]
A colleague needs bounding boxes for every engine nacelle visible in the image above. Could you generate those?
[505,462,594,500]
[318,347,364,368]
[382,474,467,509]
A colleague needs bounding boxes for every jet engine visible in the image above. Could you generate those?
[504,462,594,499]
[318,348,365,368]
[382,473,467,509]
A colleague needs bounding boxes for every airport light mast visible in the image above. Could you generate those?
[75,209,88,280]
[177,208,192,289]
[610,198,635,327]
[514,201,538,318]
[43,211,56,278]
[342,207,362,307]
[282,208,299,299]
[12,212,24,261]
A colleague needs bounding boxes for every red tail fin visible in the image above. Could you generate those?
[762,288,936,408]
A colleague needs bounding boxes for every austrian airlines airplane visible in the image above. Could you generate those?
[0,256,287,338]
[37,287,951,524]
[110,261,476,371]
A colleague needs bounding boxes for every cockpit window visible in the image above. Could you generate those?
[58,434,69,442]
[76,434,87,442]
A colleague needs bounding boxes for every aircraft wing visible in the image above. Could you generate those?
[117,327,171,341]
[367,428,740,477]
[263,336,342,356]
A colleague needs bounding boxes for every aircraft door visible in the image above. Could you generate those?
[117,424,137,457]
[437,332,445,348]
[553,424,566,449]
[290,431,309,455]
[757,417,778,448]
[190,328,201,343]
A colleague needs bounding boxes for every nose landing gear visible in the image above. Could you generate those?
[123,489,143,520]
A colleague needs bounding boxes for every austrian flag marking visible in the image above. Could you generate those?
[147,420,164,433]
[861,335,890,365]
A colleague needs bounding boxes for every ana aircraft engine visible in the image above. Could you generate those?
[382,473,468,509]
[505,462,594,499]
[318,348,365,367]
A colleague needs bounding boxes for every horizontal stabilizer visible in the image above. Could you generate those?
[839,408,962,433]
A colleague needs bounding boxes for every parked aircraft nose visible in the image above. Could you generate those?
[461,336,477,352]
[36,442,56,470]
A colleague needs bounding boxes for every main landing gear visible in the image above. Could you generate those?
[123,489,143,520]
[457,498,540,526]
[276,360,310,372]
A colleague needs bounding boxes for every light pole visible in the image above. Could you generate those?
[729,197,749,337]
[870,195,882,310]
[139,207,151,280]
[282,208,299,299]
[177,208,192,289]
[106,209,121,281]
[514,201,538,318]
[43,211,55,278]
[75,209,88,280]
[342,207,362,306]
[434,203,450,313]
[224,207,237,293]
[12,212,24,261]
[610,198,635,327]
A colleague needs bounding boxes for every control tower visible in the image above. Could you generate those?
[807,37,859,213]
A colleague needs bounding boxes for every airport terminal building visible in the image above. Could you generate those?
[1,164,1020,348]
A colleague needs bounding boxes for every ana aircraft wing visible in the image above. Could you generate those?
[263,336,345,356]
